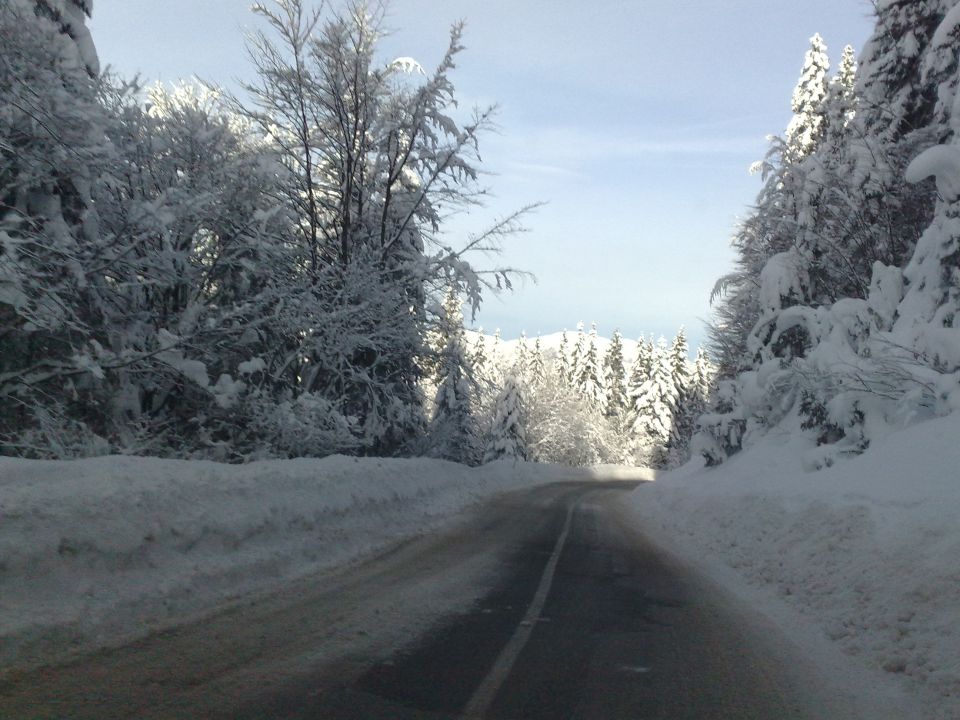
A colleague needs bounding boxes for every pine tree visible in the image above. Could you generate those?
[0,0,112,452]
[471,329,488,378]
[575,322,605,406]
[530,336,547,387]
[515,331,530,379]
[692,347,715,412]
[556,329,573,383]
[429,291,480,465]
[665,329,695,465]
[628,337,678,466]
[484,372,528,462]
[628,335,654,390]
[35,0,99,75]
[571,321,587,384]
[699,2,960,465]
[603,329,628,420]
[785,33,831,162]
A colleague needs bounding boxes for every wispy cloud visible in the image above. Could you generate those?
[494,125,767,165]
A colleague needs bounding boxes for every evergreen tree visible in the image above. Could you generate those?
[628,337,677,466]
[699,2,960,465]
[692,348,715,412]
[484,372,528,462]
[665,329,695,465]
[556,329,573,383]
[428,291,480,464]
[572,321,587,382]
[471,329,488,378]
[575,322,605,406]
[628,335,654,390]
[530,336,547,387]
[603,329,628,420]
[515,331,530,379]
[0,0,112,452]
[35,0,99,75]
[785,33,831,162]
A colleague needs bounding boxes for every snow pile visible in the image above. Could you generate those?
[630,412,960,719]
[0,455,581,672]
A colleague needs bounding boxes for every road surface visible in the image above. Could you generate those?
[0,480,901,719]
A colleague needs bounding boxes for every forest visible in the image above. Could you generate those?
[2,0,959,472]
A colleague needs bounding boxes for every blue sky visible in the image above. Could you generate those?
[90,1,876,349]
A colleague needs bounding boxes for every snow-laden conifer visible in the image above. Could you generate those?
[785,34,831,161]
[484,373,528,462]
[530,336,547,387]
[572,321,587,383]
[428,291,480,465]
[556,329,573,383]
[628,337,677,465]
[575,322,605,406]
[603,329,628,420]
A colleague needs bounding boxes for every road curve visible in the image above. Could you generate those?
[0,480,896,719]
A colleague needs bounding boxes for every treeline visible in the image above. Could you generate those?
[700,3,960,468]
[0,0,530,460]
[426,302,714,468]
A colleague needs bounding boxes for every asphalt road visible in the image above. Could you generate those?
[0,480,886,719]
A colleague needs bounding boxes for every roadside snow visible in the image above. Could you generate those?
[628,412,960,719]
[0,455,582,672]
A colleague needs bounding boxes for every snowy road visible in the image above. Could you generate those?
[0,480,896,719]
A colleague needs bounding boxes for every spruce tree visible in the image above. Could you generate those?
[471,329,489,378]
[785,33,831,162]
[484,373,529,462]
[515,331,530,379]
[603,329,628,420]
[572,321,587,383]
[628,337,678,466]
[429,291,480,464]
[665,329,695,465]
[530,336,547,387]
[557,329,573,383]
[575,322,605,406]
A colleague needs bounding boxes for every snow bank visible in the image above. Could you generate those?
[0,454,583,672]
[629,413,960,719]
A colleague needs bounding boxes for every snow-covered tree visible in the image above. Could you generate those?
[526,371,625,466]
[700,2,960,467]
[785,33,831,161]
[515,331,530,379]
[572,321,587,382]
[224,0,529,455]
[0,0,112,453]
[471,330,489,378]
[603,329,628,420]
[428,292,480,464]
[484,373,528,462]
[628,337,678,466]
[665,329,696,465]
[35,0,99,76]
[530,336,547,387]
[627,335,654,392]
[556,329,573,383]
[575,322,605,406]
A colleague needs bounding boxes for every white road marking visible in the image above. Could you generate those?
[461,501,578,719]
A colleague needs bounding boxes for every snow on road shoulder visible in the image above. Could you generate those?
[628,412,960,719]
[0,455,579,673]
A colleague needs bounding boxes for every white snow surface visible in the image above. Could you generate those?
[0,454,595,671]
[628,412,960,719]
